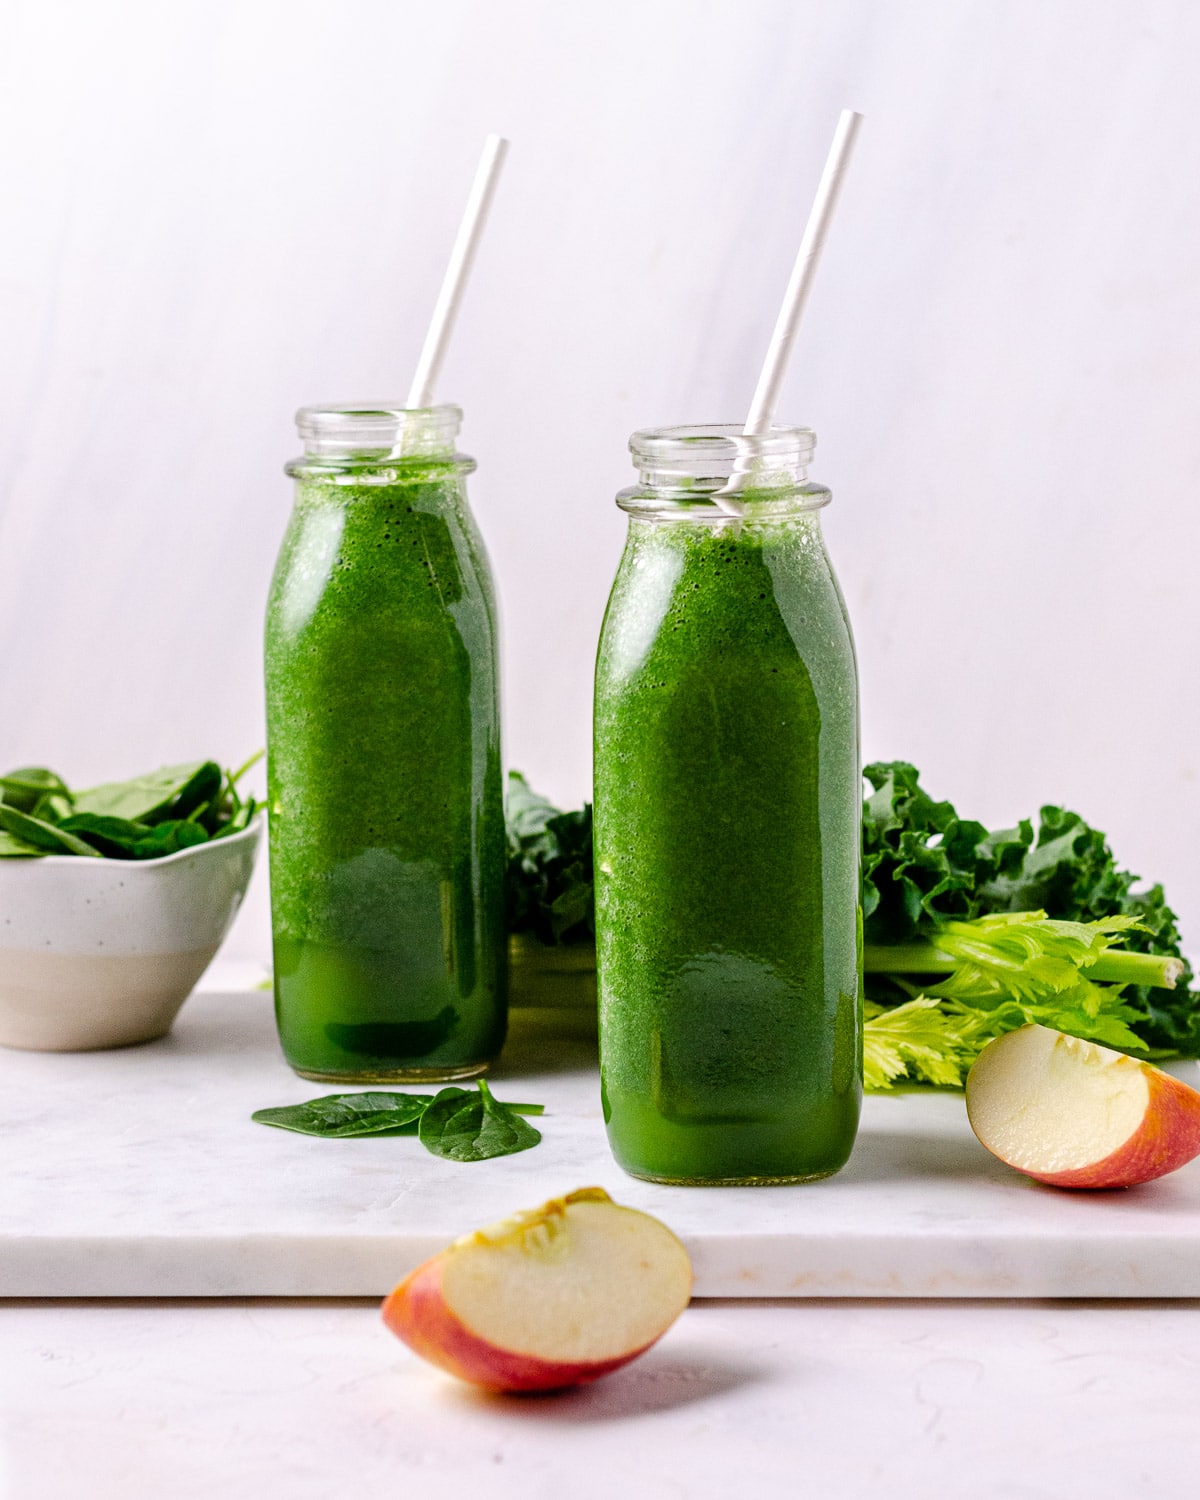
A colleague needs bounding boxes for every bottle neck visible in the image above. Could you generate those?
[617,423,829,521]
[285,403,474,480]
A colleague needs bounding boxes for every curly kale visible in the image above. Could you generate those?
[505,772,594,947]
[863,761,1199,1056]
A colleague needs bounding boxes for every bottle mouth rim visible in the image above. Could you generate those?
[293,403,464,463]
[630,422,815,470]
[623,422,823,514]
[296,402,461,440]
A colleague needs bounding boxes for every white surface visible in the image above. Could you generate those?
[1,1,1199,970]
[3,985,1200,1299]
[1,1296,1197,1500]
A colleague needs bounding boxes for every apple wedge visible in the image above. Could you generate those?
[966,1024,1200,1189]
[382,1186,692,1392]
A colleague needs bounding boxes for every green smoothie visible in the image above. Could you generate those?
[594,427,861,1184]
[265,406,506,1082]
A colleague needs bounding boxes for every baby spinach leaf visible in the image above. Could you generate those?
[73,762,220,825]
[57,813,152,859]
[0,756,262,862]
[57,812,211,861]
[418,1080,543,1162]
[0,806,101,857]
[0,768,73,816]
[161,762,224,824]
[209,754,261,840]
[127,819,211,858]
[251,1087,544,1143]
[212,797,257,838]
[252,1091,436,1137]
[0,827,47,857]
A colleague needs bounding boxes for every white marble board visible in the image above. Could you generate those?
[3,984,1200,1299]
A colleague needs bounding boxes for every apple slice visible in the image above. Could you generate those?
[382,1186,692,1392]
[966,1024,1200,1189]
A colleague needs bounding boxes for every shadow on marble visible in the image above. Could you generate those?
[838,1129,1000,1185]
[490,1008,600,1079]
[155,994,282,1061]
[441,1349,765,1422]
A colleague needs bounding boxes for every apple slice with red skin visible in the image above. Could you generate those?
[966,1024,1200,1189]
[382,1186,692,1392]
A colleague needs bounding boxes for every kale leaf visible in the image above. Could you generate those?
[862,760,1031,943]
[863,761,1199,1057]
[505,771,594,946]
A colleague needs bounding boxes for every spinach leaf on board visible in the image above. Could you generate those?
[418,1080,543,1162]
[251,1086,545,1145]
[251,1092,436,1137]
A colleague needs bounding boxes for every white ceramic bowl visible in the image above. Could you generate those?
[0,818,262,1051]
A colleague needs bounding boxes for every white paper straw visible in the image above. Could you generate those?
[714,109,863,514]
[743,109,863,434]
[405,133,509,411]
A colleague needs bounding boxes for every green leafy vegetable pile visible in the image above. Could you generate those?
[505,772,594,946]
[861,760,1198,1084]
[0,754,262,861]
[503,764,1199,1086]
[252,1081,544,1162]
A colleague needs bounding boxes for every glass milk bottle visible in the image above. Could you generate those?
[594,424,861,1184]
[265,404,506,1082]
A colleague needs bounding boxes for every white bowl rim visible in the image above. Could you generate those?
[1,814,263,872]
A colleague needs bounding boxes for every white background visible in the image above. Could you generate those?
[1,0,1198,963]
